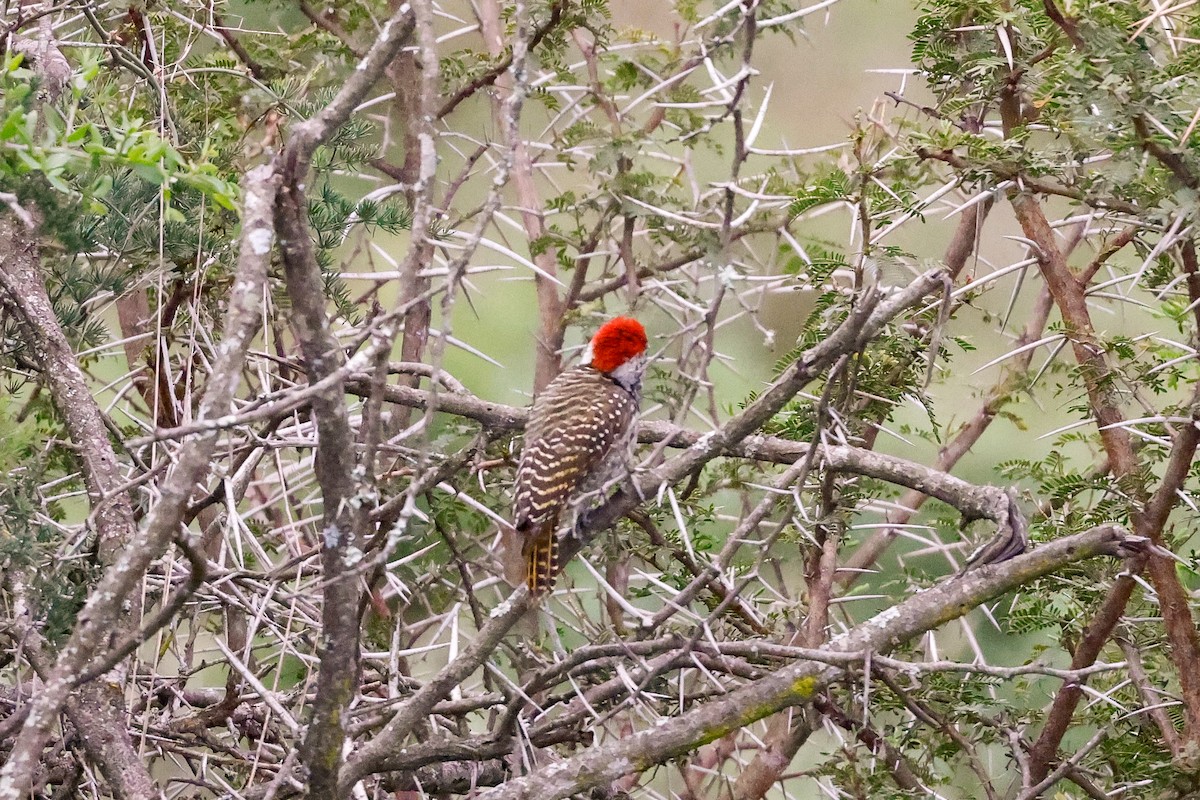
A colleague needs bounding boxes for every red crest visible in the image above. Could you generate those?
[590,317,647,373]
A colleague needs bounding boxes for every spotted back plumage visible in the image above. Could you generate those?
[514,365,641,594]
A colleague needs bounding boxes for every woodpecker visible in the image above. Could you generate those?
[512,317,648,595]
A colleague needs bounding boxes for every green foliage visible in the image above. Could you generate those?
[0,403,87,644]
[789,169,852,216]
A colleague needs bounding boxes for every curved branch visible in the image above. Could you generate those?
[479,524,1138,800]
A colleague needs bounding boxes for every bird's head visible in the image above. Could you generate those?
[586,317,648,389]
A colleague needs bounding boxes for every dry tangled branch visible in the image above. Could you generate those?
[2,0,1200,798]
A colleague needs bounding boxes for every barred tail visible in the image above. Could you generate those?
[525,523,559,595]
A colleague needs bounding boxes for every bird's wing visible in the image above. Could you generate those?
[512,368,634,532]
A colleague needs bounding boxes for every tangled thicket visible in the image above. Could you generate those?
[1,1,1200,798]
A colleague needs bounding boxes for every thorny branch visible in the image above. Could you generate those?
[479,525,1141,800]
[3,1,1199,798]
[270,4,416,793]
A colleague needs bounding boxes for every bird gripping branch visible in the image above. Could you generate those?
[512,317,648,594]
